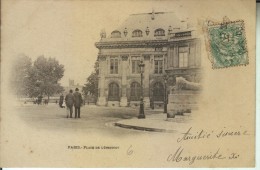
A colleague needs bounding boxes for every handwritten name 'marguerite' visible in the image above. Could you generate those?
[167,146,226,165]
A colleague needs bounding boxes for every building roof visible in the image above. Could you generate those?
[99,11,191,42]
[118,12,183,32]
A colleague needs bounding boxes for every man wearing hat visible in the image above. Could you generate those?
[73,88,83,118]
[65,89,74,118]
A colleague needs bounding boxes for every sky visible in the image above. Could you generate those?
[2,0,246,86]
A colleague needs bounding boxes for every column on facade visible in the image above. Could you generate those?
[173,44,179,68]
[97,55,107,106]
[120,55,128,106]
[143,55,150,107]
[188,42,195,68]
[196,40,201,67]
[195,40,202,82]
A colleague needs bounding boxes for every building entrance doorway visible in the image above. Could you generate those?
[153,82,164,102]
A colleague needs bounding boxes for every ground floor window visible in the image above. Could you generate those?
[130,82,141,101]
[108,82,119,101]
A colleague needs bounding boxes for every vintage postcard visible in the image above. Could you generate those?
[0,0,256,168]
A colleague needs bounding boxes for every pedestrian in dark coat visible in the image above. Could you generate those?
[65,90,74,118]
[73,88,83,118]
[38,95,43,105]
[59,94,64,108]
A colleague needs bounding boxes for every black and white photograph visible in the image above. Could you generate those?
[0,0,257,168]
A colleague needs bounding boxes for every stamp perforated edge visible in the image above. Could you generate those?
[204,19,249,69]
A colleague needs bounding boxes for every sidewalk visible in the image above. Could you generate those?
[114,113,192,133]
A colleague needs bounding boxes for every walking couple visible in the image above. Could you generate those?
[65,88,83,118]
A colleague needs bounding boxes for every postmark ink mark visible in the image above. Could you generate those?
[206,16,248,69]
[127,145,134,156]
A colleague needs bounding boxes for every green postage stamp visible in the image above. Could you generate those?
[206,18,248,69]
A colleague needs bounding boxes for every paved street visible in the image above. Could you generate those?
[15,103,163,136]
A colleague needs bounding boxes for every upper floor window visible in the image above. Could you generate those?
[154,55,163,74]
[111,30,121,38]
[178,47,189,68]
[132,29,143,37]
[110,57,118,74]
[131,56,141,74]
[154,28,165,36]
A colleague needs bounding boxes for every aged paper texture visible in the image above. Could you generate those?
[0,0,256,167]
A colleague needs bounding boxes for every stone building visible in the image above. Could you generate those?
[95,11,202,108]
[64,79,83,94]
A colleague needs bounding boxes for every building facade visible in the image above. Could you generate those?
[95,12,202,108]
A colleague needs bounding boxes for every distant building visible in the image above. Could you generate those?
[64,79,83,94]
[69,79,75,87]
[95,11,202,108]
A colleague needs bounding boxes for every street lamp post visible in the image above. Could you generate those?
[138,60,145,119]
[163,73,169,114]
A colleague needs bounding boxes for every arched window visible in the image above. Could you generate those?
[108,83,120,101]
[154,28,165,36]
[153,82,164,101]
[132,29,143,37]
[130,82,141,101]
[111,30,121,38]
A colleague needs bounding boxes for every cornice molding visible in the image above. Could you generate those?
[95,40,168,49]
[165,67,202,75]
[96,38,200,49]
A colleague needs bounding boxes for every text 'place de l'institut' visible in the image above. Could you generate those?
[95,11,202,109]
